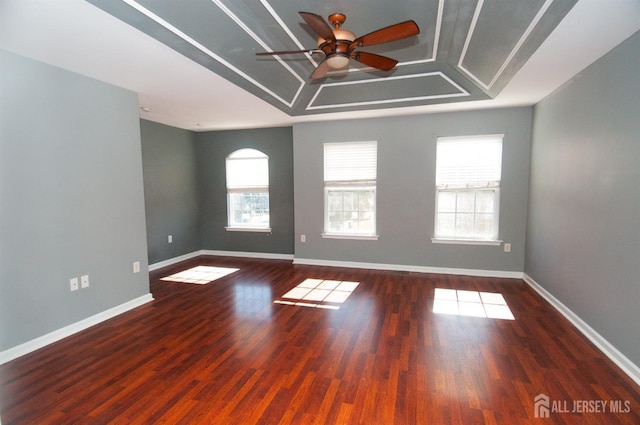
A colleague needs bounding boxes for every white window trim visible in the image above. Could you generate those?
[431,238,502,246]
[225,226,272,233]
[322,233,380,240]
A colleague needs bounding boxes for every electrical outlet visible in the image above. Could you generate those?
[300,234,306,243]
[70,277,79,292]
[504,243,511,253]
[133,261,141,273]
[81,274,89,288]
[168,235,173,243]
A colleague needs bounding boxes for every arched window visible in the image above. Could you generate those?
[225,149,270,231]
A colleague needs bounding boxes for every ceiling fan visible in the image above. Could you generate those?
[256,12,420,79]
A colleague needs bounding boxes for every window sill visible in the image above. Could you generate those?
[431,238,502,246]
[322,233,379,241]
[225,227,272,233]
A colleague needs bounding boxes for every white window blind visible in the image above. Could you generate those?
[436,135,502,189]
[324,141,377,183]
[226,149,268,191]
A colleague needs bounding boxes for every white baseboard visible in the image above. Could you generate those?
[0,294,154,365]
[149,251,201,271]
[293,257,524,279]
[151,251,520,279]
[200,250,294,261]
[149,250,295,272]
[523,274,640,386]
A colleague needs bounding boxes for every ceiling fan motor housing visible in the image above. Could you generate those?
[317,29,355,68]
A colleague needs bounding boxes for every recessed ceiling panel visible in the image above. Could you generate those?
[459,0,551,89]
[84,0,580,117]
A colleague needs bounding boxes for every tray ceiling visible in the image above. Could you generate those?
[86,0,578,116]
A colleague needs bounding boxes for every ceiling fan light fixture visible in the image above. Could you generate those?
[326,54,350,69]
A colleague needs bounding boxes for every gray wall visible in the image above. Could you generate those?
[293,108,532,272]
[140,120,200,265]
[0,50,150,350]
[526,31,640,364]
[195,127,295,255]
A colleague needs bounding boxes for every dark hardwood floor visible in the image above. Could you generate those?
[1,256,639,424]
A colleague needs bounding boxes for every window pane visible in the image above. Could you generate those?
[474,213,494,237]
[357,212,375,232]
[328,191,343,212]
[437,192,456,212]
[456,191,475,213]
[456,213,474,236]
[343,191,356,211]
[437,213,456,236]
[358,191,374,211]
[328,211,344,232]
[476,190,495,213]
[228,193,269,227]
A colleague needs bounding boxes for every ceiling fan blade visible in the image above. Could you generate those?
[256,49,322,56]
[350,20,419,49]
[310,59,331,79]
[299,11,335,41]
[351,51,398,71]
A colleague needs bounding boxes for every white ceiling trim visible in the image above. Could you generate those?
[458,0,554,90]
[306,72,469,111]
[119,0,304,108]
[259,0,320,68]
[211,0,306,107]
[390,0,444,67]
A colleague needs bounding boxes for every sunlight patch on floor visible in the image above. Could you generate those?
[274,278,359,309]
[433,288,515,320]
[161,266,239,285]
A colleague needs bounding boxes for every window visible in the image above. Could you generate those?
[323,141,377,239]
[225,149,270,231]
[434,135,503,242]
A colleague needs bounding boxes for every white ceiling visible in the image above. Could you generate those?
[1,0,639,131]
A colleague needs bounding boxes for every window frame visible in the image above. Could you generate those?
[432,134,503,245]
[322,141,379,240]
[225,149,271,232]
